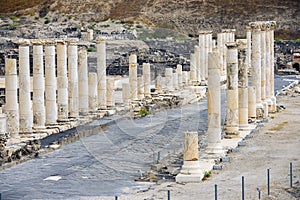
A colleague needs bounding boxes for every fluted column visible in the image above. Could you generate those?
[143,63,151,97]
[237,39,249,130]
[206,51,223,155]
[18,40,33,132]
[44,40,57,124]
[5,58,19,137]
[249,22,263,118]
[129,54,138,100]
[78,45,89,115]
[88,72,98,111]
[32,40,46,127]
[96,38,107,109]
[67,39,79,117]
[270,21,277,112]
[56,40,68,121]
[225,42,239,136]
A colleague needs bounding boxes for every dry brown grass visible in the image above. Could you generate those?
[269,121,288,131]
[0,0,44,14]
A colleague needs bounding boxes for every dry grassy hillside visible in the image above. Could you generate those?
[0,0,299,39]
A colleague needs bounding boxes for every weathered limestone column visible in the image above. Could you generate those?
[176,132,203,183]
[260,22,268,119]
[225,42,239,136]
[217,33,224,76]
[165,68,173,92]
[265,22,272,112]
[44,40,58,125]
[206,52,223,155]
[198,33,205,82]
[222,30,228,77]
[56,40,68,121]
[143,63,151,97]
[248,86,256,120]
[137,76,144,100]
[176,64,183,89]
[106,77,115,107]
[173,71,178,90]
[78,45,89,115]
[18,40,33,132]
[129,54,138,100]
[122,83,130,105]
[269,21,277,112]
[67,39,79,117]
[155,74,163,93]
[32,40,46,127]
[237,39,249,130]
[249,22,263,118]
[96,38,107,109]
[88,72,98,111]
[205,31,213,80]
[194,45,201,82]
[246,26,252,75]
[182,71,188,86]
[5,58,19,137]
[189,53,197,83]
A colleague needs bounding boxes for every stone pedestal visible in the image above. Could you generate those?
[44,40,58,124]
[96,38,107,109]
[189,53,196,83]
[78,46,89,115]
[176,132,203,183]
[106,77,115,107]
[177,64,183,89]
[248,86,256,120]
[88,72,98,111]
[206,52,224,155]
[32,40,46,127]
[143,63,151,97]
[225,42,239,136]
[155,74,163,94]
[165,68,173,92]
[18,40,33,132]
[122,83,130,105]
[237,39,249,130]
[56,40,68,121]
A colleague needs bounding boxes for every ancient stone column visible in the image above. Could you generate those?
[205,32,213,80]
[217,33,225,76]
[96,38,107,109]
[67,39,79,117]
[129,54,138,100]
[32,40,46,128]
[5,58,19,137]
[182,71,188,86]
[143,63,151,97]
[237,39,249,130]
[137,76,144,100]
[269,21,277,112]
[78,45,89,115]
[222,30,228,77]
[106,76,115,107]
[122,83,130,105]
[44,40,58,125]
[18,40,33,132]
[189,53,197,83]
[176,131,203,183]
[177,64,183,89]
[155,74,163,93]
[249,22,263,118]
[260,22,268,118]
[206,52,223,155]
[246,26,252,75]
[265,22,272,112]
[194,45,201,83]
[225,42,239,137]
[165,68,173,92]
[88,72,98,112]
[173,71,178,90]
[56,40,68,121]
[198,33,205,83]
[248,86,256,120]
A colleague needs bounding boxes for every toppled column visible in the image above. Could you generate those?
[56,40,68,121]
[5,58,19,137]
[44,40,58,125]
[225,42,239,137]
[18,39,33,132]
[129,54,138,100]
[173,71,178,90]
[137,76,144,100]
[122,83,130,105]
[155,74,163,94]
[78,45,89,115]
[67,39,79,117]
[206,52,223,155]
[176,132,203,183]
[189,53,197,83]
[32,40,46,127]
[88,72,98,112]
[269,21,277,112]
[194,45,201,83]
[106,77,115,107]
[143,63,151,97]
[165,68,174,92]
[260,22,268,119]
[96,38,107,109]
[237,39,249,130]
[249,22,263,118]
[248,86,256,121]
[177,64,183,89]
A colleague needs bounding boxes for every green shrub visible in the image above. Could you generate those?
[87,47,96,52]
[44,18,50,24]
[139,108,149,117]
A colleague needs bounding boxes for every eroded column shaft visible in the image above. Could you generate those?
[96,38,107,109]
[88,72,98,111]
[143,63,151,97]
[78,46,89,115]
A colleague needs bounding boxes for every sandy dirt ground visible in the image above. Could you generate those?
[93,85,300,200]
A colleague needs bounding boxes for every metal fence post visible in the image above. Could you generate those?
[115,195,118,200]
[215,184,218,200]
[242,176,245,200]
[167,190,170,200]
[290,162,293,188]
[267,168,270,196]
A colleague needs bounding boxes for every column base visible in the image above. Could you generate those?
[206,143,224,156]
[239,124,250,131]
[256,103,264,119]
[175,161,204,183]
[270,96,277,112]
[262,101,269,118]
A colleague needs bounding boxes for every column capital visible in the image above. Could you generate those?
[66,38,79,45]
[78,42,89,49]
[249,22,261,31]
[56,39,66,45]
[260,22,268,31]
[225,42,237,49]
[95,37,106,43]
[246,26,252,32]
[18,39,31,46]
[269,21,277,30]
[236,39,247,49]
[31,39,44,45]
[43,40,56,46]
